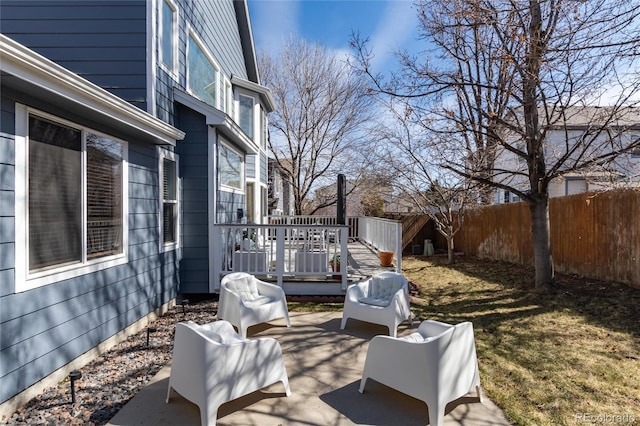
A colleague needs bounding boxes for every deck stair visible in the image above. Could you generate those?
[398,214,431,251]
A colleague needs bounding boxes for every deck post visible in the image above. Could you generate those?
[275,227,285,287]
[340,226,349,289]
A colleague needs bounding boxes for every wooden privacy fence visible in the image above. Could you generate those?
[451,188,640,288]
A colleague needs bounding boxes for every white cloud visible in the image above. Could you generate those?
[368,0,419,72]
[249,0,300,56]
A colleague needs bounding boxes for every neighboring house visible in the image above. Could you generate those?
[312,180,396,217]
[0,0,273,414]
[493,106,640,203]
[267,158,294,216]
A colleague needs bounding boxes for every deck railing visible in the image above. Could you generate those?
[212,222,349,291]
[357,216,403,271]
[211,215,402,292]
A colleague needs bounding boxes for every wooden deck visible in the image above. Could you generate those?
[279,240,399,295]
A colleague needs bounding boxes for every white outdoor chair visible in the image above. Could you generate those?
[218,272,291,338]
[359,320,483,426]
[340,272,412,337]
[166,320,291,425]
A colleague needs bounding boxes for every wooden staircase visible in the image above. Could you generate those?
[385,213,432,252]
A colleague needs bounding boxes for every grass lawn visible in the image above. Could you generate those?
[289,256,640,426]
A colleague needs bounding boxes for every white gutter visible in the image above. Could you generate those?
[0,34,185,145]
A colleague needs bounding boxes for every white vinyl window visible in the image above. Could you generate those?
[159,149,179,251]
[219,141,244,191]
[15,106,128,291]
[238,94,254,138]
[187,32,220,108]
[160,0,177,73]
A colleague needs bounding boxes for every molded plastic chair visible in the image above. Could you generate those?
[340,272,412,337]
[218,272,291,338]
[359,320,483,426]
[166,320,291,425]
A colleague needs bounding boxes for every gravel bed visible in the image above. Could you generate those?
[2,299,218,426]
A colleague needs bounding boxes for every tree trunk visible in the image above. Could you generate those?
[447,233,455,264]
[528,196,554,288]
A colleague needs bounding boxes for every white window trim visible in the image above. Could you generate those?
[219,139,245,193]
[159,148,180,252]
[159,0,179,77]
[224,77,232,115]
[186,28,221,109]
[14,104,129,292]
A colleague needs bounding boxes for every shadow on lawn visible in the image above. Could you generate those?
[405,255,640,338]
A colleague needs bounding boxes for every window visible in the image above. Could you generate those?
[630,134,640,157]
[16,107,127,290]
[187,32,219,108]
[159,149,179,250]
[239,94,254,138]
[160,0,177,72]
[219,142,243,190]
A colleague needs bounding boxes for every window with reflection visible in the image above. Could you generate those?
[219,142,243,190]
[239,94,254,138]
[161,0,176,71]
[28,114,125,271]
[188,33,218,107]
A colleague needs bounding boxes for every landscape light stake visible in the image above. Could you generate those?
[69,370,82,404]
[146,327,157,346]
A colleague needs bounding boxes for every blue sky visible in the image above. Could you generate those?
[247,0,422,74]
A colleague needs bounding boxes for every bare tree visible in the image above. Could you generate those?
[353,0,640,288]
[375,99,475,263]
[259,38,375,215]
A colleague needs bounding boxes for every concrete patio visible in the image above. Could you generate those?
[107,311,511,425]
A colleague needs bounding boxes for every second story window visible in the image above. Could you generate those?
[239,94,254,138]
[187,33,219,108]
[161,0,177,72]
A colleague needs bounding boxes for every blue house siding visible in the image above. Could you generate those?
[0,131,15,298]
[179,0,248,81]
[218,191,246,224]
[175,105,210,293]
[0,1,148,110]
[0,89,179,405]
[0,96,16,299]
[155,0,251,127]
[261,152,268,184]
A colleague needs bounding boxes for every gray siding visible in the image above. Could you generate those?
[0,92,179,405]
[260,152,268,184]
[175,105,210,294]
[179,0,248,81]
[0,1,148,110]
[246,154,256,179]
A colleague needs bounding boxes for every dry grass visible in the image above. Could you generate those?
[288,255,640,425]
[402,256,640,426]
